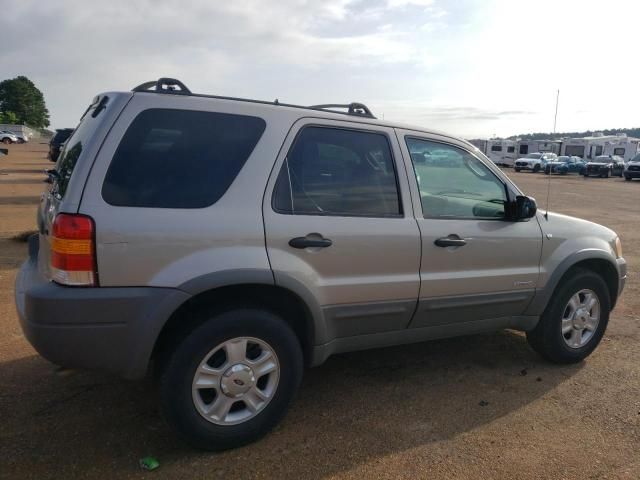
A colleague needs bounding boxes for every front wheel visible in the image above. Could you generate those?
[2,138,11,145]
[159,308,303,450]
[625,175,631,181]
[527,269,610,363]
[533,164,541,173]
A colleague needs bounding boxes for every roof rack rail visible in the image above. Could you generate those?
[130,78,377,120]
[309,103,376,119]
[132,78,192,95]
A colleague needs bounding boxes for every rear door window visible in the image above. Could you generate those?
[272,126,401,217]
[102,109,266,208]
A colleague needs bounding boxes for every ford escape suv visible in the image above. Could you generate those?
[16,78,627,451]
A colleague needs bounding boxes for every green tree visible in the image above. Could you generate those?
[0,76,50,128]
[0,111,18,124]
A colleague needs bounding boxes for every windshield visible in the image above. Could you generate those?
[631,153,640,162]
[557,156,570,162]
[525,153,542,159]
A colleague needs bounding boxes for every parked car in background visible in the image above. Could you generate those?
[0,131,19,144]
[16,78,627,451]
[48,128,74,162]
[514,152,558,172]
[544,156,586,175]
[13,132,29,144]
[584,155,625,178]
[623,153,640,181]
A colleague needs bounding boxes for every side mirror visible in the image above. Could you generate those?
[513,195,537,220]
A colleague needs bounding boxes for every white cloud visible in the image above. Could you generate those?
[387,0,434,8]
[1,0,637,138]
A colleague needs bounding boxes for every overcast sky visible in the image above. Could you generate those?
[3,0,639,137]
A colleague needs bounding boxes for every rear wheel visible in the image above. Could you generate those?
[527,269,610,363]
[159,308,303,450]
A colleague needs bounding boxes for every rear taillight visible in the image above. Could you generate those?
[50,213,97,286]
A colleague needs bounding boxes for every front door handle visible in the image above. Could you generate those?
[289,236,333,249]
[434,235,467,247]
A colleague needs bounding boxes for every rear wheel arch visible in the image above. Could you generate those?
[152,283,316,370]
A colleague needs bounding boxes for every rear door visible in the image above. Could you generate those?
[396,130,543,328]
[263,119,421,342]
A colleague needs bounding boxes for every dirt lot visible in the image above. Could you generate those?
[1,143,638,480]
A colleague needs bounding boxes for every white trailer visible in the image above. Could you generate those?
[484,139,518,166]
[516,139,562,157]
[600,135,640,162]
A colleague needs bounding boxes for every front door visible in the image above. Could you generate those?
[263,120,421,342]
[396,132,543,328]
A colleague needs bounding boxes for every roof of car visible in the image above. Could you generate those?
[126,78,468,147]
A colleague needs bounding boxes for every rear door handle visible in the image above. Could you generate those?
[289,236,333,249]
[434,235,467,247]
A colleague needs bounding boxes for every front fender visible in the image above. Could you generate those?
[525,247,621,316]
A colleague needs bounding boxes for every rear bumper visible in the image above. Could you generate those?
[15,235,189,379]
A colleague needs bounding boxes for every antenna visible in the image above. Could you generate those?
[544,89,559,220]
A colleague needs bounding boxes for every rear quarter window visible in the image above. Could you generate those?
[102,109,266,208]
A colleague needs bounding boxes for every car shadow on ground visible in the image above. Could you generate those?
[0,330,582,478]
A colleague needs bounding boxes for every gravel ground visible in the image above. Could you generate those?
[0,144,638,479]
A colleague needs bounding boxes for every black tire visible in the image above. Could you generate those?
[2,138,11,145]
[527,269,610,364]
[159,308,303,451]
[533,164,540,173]
[624,175,631,181]
[544,169,550,175]
[515,168,521,172]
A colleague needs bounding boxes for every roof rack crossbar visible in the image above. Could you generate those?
[309,103,376,119]
[132,78,192,95]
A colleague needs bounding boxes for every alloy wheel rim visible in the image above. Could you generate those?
[191,336,280,426]
[561,289,600,349]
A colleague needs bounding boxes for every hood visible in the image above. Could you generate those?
[538,211,617,243]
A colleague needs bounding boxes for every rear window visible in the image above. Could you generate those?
[102,109,266,209]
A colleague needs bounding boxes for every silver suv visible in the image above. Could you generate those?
[16,78,627,450]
